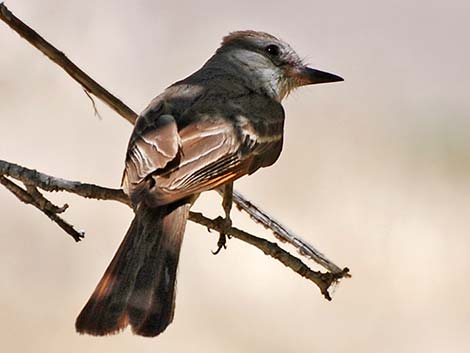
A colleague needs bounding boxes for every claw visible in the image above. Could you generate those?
[212,233,227,255]
[212,183,234,254]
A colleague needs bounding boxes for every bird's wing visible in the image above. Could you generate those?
[123,111,283,206]
[122,114,181,203]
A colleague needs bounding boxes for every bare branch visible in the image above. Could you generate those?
[0,175,84,241]
[0,160,130,205]
[0,160,127,242]
[1,157,349,276]
[0,2,137,124]
[0,159,348,297]
[0,2,348,274]
[0,3,350,296]
[189,212,349,300]
[220,188,348,275]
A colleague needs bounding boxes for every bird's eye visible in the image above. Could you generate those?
[265,44,280,57]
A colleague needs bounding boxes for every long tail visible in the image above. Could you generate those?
[75,200,190,337]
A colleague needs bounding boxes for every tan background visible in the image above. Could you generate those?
[1,1,470,352]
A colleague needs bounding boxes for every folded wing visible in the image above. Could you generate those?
[123,113,283,207]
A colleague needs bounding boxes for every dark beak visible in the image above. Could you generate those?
[297,67,344,85]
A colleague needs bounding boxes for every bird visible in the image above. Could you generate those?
[75,30,343,337]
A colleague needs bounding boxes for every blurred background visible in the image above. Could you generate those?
[1,1,470,352]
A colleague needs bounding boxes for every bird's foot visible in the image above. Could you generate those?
[212,183,234,255]
[211,216,232,255]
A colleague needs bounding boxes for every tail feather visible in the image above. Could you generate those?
[128,202,189,336]
[75,200,190,337]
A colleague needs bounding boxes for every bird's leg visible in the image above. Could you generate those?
[212,182,233,255]
[222,181,233,231]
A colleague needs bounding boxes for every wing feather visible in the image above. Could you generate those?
[143,116,283,206]
[123,111,284,206]
[122,114,181,201]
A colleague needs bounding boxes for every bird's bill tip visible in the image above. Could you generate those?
[296,67,344,85]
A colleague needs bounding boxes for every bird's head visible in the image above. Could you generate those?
[215,30,343,101]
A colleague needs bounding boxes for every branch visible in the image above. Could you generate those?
[0,175,84,241]
[0,160,129,205]
[0,3,350,296]
[189,212,349,299]
[0,2,347,271]
[0,160,349,298]
[223,188,347,275]
[0,2,137,124]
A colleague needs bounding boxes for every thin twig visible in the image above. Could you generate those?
[220,188,348,275]
[83,88,103,120]
[189,212,349,300]
[0,2,137,124]
[0,175,84,241]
